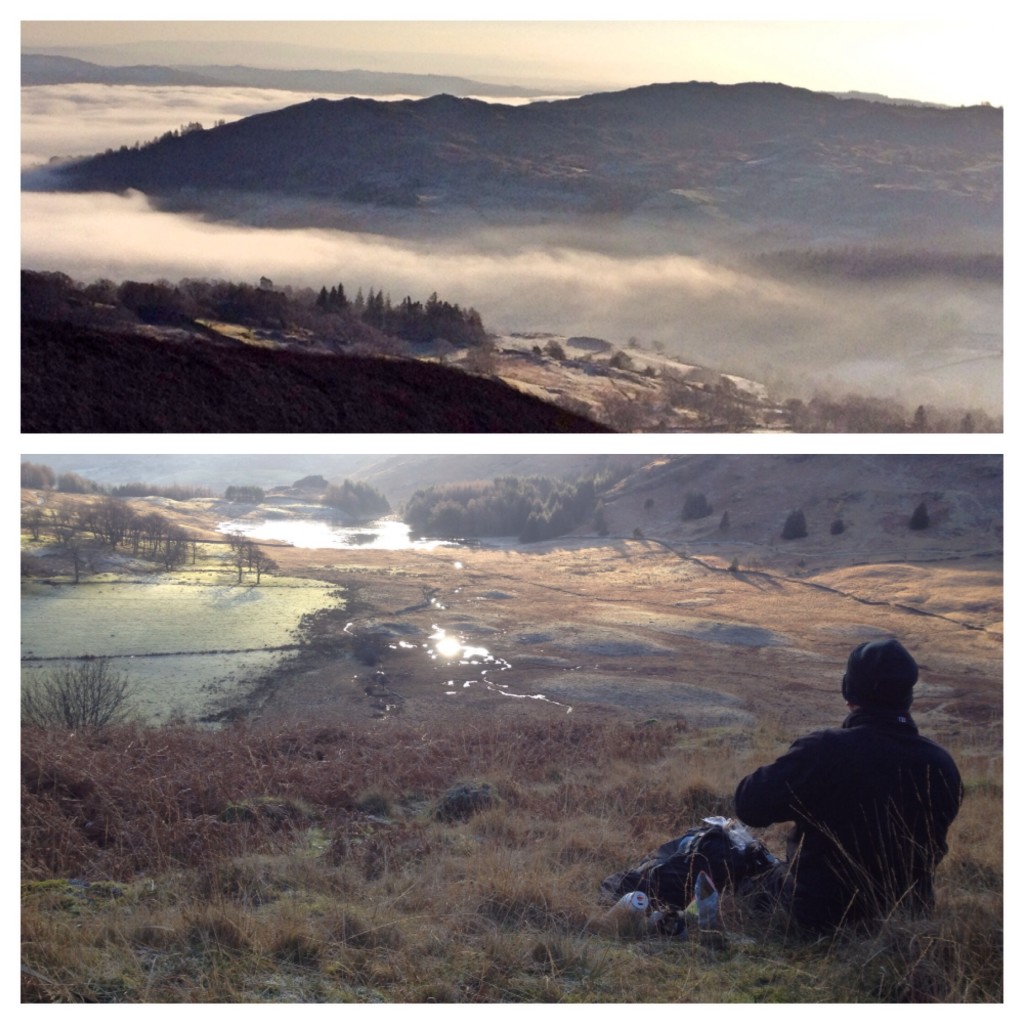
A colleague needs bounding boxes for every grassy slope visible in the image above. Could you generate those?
[21,715,1001,1003]
[20,469,1002,1002]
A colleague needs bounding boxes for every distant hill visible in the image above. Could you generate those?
[353,454,640,506]
[828,90,947,108]
[23,454,637,498]
[21,53,549,98]
[168,64,552,98]
[21,54,219,87]
[598,452,1003,555]
[42,81,1002,237]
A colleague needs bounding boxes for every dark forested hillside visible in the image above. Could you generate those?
[21,268,578,433]
[45,82,1001,235]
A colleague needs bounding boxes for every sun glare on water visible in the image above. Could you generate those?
[432,631,465,660]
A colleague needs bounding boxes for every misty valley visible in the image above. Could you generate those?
[21,76,1002,431]
[20,266,1000,433]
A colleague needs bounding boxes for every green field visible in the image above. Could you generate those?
[21,573,344,724]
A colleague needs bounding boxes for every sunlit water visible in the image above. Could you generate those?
[219,518,571,711]
[217,517,453,550]
[406,626,572,712]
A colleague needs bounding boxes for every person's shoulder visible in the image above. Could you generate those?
[917,733,961,768]
[798,720,847,740]
[789,725,847,752]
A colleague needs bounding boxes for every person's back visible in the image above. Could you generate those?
[734,639,962,931]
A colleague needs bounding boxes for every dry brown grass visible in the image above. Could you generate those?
[20,463,1002,1002]
[20,713,1001,1003]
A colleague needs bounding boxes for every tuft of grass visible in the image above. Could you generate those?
[354,789,393,818]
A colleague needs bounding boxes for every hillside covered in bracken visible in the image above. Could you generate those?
[21,318,611,434]
[20,271,609,433]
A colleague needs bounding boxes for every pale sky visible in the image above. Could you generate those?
[19,5,1008,108]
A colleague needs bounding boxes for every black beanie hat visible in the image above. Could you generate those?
[841,639,918,710]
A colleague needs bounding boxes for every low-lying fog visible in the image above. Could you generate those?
[20,84,1002,412]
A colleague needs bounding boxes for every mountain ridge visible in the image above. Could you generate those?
[39,81,1001,238]
[21,53,552,98]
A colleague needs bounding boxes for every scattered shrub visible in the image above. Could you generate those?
[781,508,808,540]
[22,658,135,729]
[683,492,713,521]
[434,783,497,823]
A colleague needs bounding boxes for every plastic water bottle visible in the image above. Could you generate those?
[693,872,720,930]
[687,871,726,945]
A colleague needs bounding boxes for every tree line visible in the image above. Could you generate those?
[224,486,265,504]
[223,478,390,518]
[23,493,281,586]
[21,462,212,502]
[23,495,199,579]
[781,395,1000,434]
[322,479,391,518]
[403,470,627,543]
[22,268,488,348]
[315,282,486,348]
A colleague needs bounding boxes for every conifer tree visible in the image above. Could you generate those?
[909,502,930,530]
[781,508,808,540]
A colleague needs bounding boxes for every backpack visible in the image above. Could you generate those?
[600,817,777,910]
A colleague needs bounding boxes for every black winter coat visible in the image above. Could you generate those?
[734,707,962,930]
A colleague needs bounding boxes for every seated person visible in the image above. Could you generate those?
[734,638,963,931]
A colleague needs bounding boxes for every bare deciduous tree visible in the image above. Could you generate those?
[160,526,190,570]
[25,506,45,541]
[250,546,278,584]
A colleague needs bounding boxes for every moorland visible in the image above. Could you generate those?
[21,454,1003,1001]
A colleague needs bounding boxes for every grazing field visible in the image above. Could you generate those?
[21,570,344,724]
